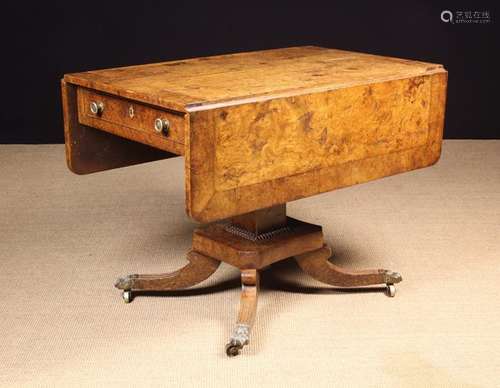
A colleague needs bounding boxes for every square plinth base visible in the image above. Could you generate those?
[192,217,324,269]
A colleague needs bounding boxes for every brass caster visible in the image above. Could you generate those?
[225,324,250,357]
[386,283,396,297]
[225,341,244,357]
[123,290,133,303]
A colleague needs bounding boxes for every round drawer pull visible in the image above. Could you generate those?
[90,101,104,115]
[154,118,170,134]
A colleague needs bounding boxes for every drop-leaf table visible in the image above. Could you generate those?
[62,46,447,356]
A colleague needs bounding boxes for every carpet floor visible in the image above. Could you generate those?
[0,140,499,387]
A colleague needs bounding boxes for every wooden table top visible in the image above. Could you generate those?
[65,46,443,113]
[62,46,447,223]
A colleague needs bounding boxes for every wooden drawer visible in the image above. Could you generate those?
[77,87,185,155]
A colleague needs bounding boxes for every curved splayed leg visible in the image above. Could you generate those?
[295,244,402,290]
[115,250,220,301]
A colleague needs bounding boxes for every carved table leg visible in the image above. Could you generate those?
[225,269,259,357]
[114,250,220,302]
[295,244,402,296]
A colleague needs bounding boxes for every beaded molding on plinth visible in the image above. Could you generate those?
[223,223,292,241]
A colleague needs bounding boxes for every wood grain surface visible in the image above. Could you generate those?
[61,80,176,175]
[62,47,447,222]
[295,244,402,287]
[64,46,443,111]
[114,250,220,291]
[192,217,324,269]
[186,71,447,222]
[77,87,186,155]
[230,205,287,234]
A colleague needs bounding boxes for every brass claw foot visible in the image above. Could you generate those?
[115,274,138,290]
[225,324,250,357]
[115,276,137,303]
[382,271,401,297]
[382,270,403,284]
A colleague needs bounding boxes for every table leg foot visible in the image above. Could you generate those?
[121,290,132,303]
[225,269,259,357]
[386,283,396,297]
[114,250,220,300]
[225,324,251,356]
[295,244,402,290]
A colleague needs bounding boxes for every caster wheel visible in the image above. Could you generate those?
[123,290,133,303]
[225,342,242,357]
[386,284,396,297]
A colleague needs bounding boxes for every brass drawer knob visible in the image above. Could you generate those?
[90,101,104,115]
[154,118,170,134]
